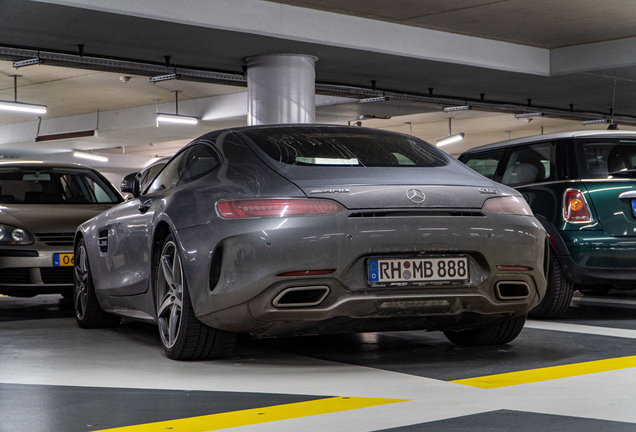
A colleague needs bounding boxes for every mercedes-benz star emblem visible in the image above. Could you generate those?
[406,188,426,203]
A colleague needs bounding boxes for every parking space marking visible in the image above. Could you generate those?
[93,396,409,431]
[525,320,636,339]
[452,355,636,389]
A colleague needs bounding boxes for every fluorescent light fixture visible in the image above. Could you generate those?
[515,112,543,119]
[436,133,465,146]
[36,130,97,142]
[582,119,608,125]
[0,101,47,114]
[359,97,388,104]
[443,105,471,113]
[156,113,199,125]
[0,160,44,165]
[73,152,108,163]
[12,58,42,68]
[149,73,180,83]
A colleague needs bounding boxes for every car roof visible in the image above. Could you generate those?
[460,130,636,155]
[0,160,95,170]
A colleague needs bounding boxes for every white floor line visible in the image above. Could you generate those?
[571,296,636,309]
[525,320,636,339]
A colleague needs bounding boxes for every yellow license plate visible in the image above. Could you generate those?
[54,253,74,267]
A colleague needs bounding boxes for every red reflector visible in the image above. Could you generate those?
[496,266,530,271]
[546,233,559,250]
[277,269,335,277]
[217,199,345,219]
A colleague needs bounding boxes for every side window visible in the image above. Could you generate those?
[179,145,220,185]
[502,143,554,186]
[145,150,192,194]
[460,150,505,180]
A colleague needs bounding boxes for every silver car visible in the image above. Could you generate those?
[0,161,123,298]
[74,125,548,360]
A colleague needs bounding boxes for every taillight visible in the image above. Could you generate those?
[482,196,532,216]
[216,198,346,219]
[563,189,592,223]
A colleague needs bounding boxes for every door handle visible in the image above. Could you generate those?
[138,199,152,213]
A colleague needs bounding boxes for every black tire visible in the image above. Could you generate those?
[528,250,573,319]
[74,238,122,328]
[155,234,237,360]
[578,287,611,296]
[444,314,527,346]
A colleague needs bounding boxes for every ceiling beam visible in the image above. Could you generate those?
[32,0,550,76]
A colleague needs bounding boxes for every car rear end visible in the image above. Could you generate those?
[557,136,636,287]
[182,126,548,336]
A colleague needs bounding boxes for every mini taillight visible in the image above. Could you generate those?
[216,198,346,219]
[563,189,592,223]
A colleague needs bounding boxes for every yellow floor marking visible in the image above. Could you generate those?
[452,355,636,389]
[94,396,409,432]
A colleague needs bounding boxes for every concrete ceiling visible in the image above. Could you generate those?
[0,0,635,169]
[270,0,636,48]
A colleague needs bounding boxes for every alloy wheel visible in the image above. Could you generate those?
[74,245,89,320]
[157,240,184,349]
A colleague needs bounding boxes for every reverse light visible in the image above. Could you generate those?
[0,224,34,245]
[216,198,346,219]
[482,196,532,216]
[563,189,592,223]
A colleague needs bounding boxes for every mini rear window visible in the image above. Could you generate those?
[241,127,449,168]
[577,139,636,178]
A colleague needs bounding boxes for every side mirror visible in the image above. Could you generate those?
[120,172,141,197]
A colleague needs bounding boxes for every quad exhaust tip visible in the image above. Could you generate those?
[273,286,330,308]
[495,281,529,300]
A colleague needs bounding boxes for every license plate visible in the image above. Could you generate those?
[632,200,636,217]
[368,256,468,285]
[54,253,74,267]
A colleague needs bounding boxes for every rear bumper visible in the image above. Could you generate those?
[559,231,636,286]
[200,275,542,336]
[178,211,548,335]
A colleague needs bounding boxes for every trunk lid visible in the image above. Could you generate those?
[582,181,636,237]
[269,166,500,209]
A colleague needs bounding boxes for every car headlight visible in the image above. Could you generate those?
[0,224,35,245]
[482,196,533,216]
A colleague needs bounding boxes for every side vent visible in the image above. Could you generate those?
[208,247,223,292]
[98,230,109,253]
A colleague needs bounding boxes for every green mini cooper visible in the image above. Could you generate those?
[459,131,636,318]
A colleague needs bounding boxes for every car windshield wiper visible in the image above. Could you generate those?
[608,169,636,178]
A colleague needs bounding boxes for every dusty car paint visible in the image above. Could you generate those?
[76,125,547,357]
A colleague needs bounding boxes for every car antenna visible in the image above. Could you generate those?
[608,72,619,130]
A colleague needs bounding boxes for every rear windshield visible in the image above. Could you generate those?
[577,139,636,179]
[241,127,449,168]
[0,167,122,204]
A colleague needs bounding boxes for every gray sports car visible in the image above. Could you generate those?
[74,125,548,360]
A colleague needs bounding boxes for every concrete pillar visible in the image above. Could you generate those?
[246,54,318,125]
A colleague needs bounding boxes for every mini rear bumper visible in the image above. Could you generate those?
[558,231,636,286]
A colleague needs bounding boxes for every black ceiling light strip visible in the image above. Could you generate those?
[0,45,633,125]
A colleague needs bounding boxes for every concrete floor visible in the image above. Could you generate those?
[2,293,636,431]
